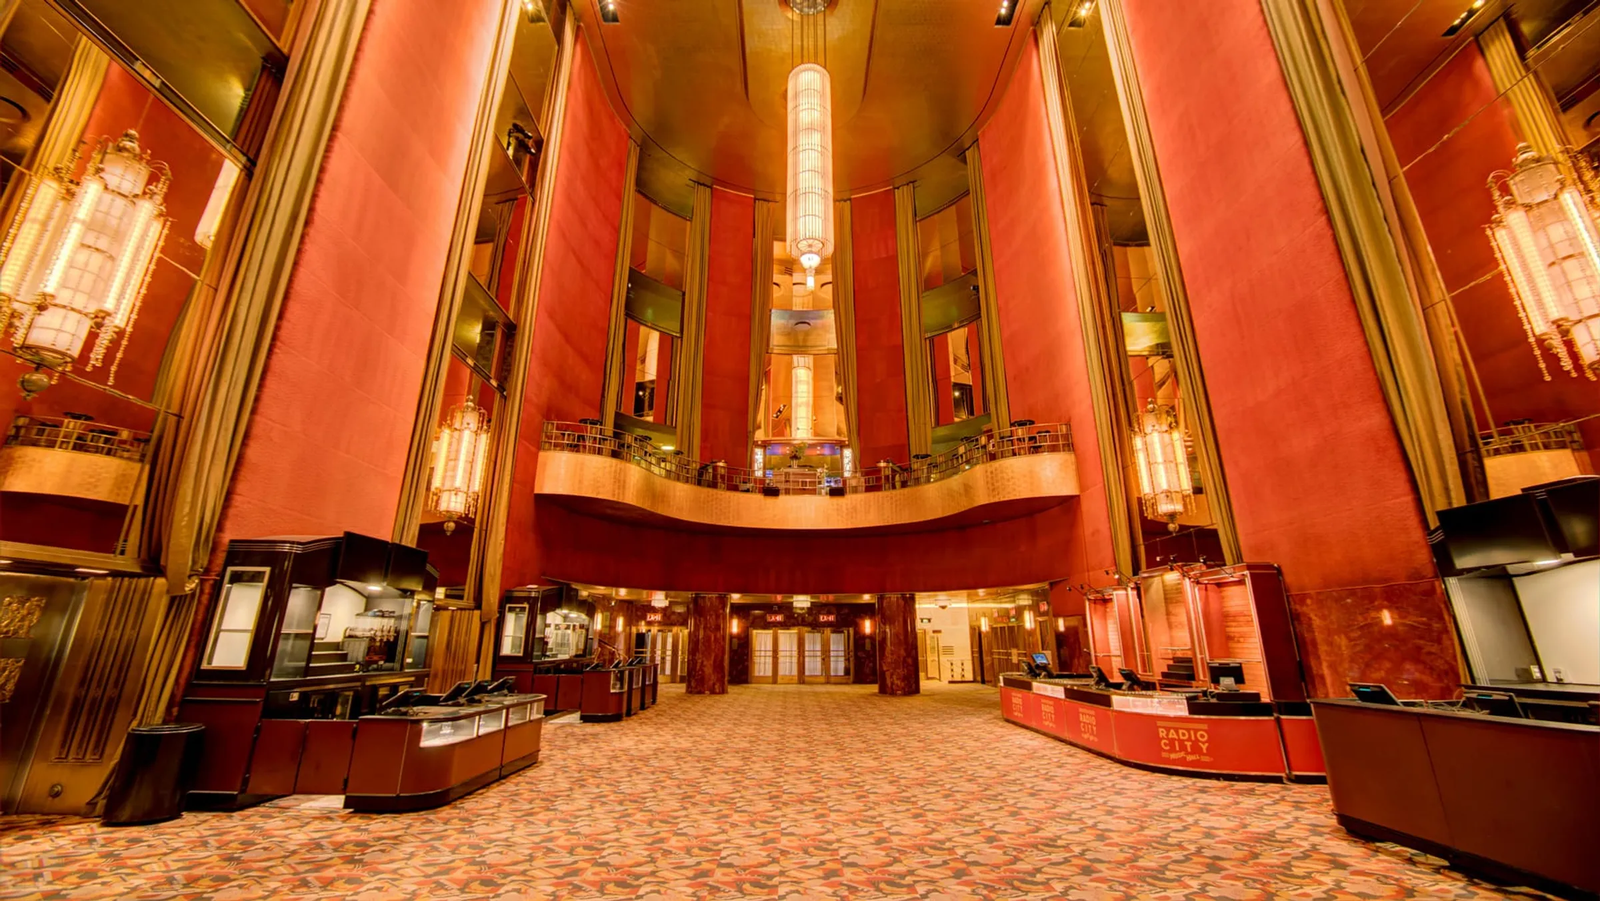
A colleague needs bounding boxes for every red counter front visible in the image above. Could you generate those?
[1002,678,1314,779]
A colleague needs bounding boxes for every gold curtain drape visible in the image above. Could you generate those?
[894,183,933,457]
[1036,11,1138,576]
[1101,0,1242,563]
[600,142,642,429]
[673,183,714,457]
[964,145,1012,432]
[747,200,777,446]
[1260,0,1469,522]
[832,198,862,463]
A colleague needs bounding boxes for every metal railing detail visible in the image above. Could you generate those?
[539,420,1072,497]
[4,415,151,462]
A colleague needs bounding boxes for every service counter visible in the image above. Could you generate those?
[1000,674,1324,780]
[344,693,546,812]
[1313,698,1598,899]
[1464,682,1600,725]
[579,664,657,721]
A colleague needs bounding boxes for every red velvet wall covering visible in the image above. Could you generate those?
[979,35,1116,602]
[501,34,631,587]
[1385,47,1600,450]
[216,0,502,550]
[698,188,755,464]
[850,189,910,464]
[1120,0,1461,697]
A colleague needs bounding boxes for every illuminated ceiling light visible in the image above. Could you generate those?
[995,0,1018,26]
[792,594,812,610]
[428,398,492,533]
[74,566,110,574]
[650,591,669,608]
[599,0,619,23]
[0,130,170,389]
[1066,0,1095,27]
[1488,144,1600,380]
[1131,400,1194,531]
[785,0,833,287]
[1441,0,1485,37]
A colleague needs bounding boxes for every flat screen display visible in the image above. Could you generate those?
[1031,653,1050,666]
[1437,494,1559,570]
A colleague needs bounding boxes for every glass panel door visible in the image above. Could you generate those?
[777,630,799,683]
[828,630,849,682]
[752,630,774,681]
[803,630,823,680]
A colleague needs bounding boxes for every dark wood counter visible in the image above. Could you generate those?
[344,693,546,812]
[1312,698,1599,898]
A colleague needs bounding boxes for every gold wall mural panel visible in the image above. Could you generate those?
[0,596,47,639]
[0,447,144,505]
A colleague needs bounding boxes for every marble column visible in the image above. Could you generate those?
[875,593,920,696]
[686,594,729,695]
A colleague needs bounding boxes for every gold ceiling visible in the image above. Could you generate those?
[574,0,1045,212]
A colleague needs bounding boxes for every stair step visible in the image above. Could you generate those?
[313,641,344,653]
[307,661,359,675]
[310,650,349,663]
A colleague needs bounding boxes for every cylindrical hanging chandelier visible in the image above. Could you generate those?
[785,14,833,283]
[0,130,170,380]
[428,398,492,532]
[1487,144,1600,380]
[791,353,814,439]
[1131,400,1193,531]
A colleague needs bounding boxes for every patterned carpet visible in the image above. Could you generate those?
[0,682,1547,900]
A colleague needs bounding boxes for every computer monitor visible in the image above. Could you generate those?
[437,680,474,704]
[1349,682,1401,706]
[377,688,427,712]
[462,679,497,700]
[1119,668,1153,691]
[1031,653,1051,667]
[485,676,516,695]
[1090,665,1119,689]
[1463,690,1523,719]
[1208,661,1246,687]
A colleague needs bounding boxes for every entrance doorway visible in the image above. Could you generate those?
[638,626,687,683]
[750,628,851,684]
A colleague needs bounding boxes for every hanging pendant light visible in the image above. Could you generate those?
[650,591,669,609]
[785,1,833,283]
[428,399,492,533]
[1131,400,1193,532]
[791,594,812,610]
[1487,144,1600,380]
[0,130,170,384]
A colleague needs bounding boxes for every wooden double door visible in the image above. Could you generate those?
[750,628,852,684]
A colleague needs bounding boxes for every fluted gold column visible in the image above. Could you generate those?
[1260,0,1468,520]
[964,144,1012,431]
[1037,10,1138,576]
[1479,17,1566,157]
[832,198,863,460]
[0,38,107,235]
[894,184,933,457]
[673,182,714,456]
[600,141,642,429]
[1101,0,1241,563]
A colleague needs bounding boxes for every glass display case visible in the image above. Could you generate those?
[420,716,476,748]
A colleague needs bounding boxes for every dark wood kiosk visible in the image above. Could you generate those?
[179,533,548,812]
[491,585,659,720]
[345,692,545,812]
[1313,699,1599,899]
[1017,562,1322,780]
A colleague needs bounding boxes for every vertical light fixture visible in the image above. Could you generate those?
[790,270,814,439]
[0,130,170,383]
[1131,399,1193,531]
[428,398,492,533]
[786,0,833,286]
[1487,144,1600,380]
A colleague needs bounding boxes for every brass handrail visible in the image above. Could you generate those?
[4,415,151,462]
[539,420,1073,496]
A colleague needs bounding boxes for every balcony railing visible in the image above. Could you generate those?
[539,420,1073,496]
[5,415,151,462]
[1480,420,1586,457]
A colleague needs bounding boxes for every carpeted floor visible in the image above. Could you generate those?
[0,682,1545,900]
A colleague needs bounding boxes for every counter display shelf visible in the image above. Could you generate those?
[1000,674,1321,780]
[344,693,546,812]
[1313,698,1598,898]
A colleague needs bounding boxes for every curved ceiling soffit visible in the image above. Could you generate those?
[575,0,1044,203]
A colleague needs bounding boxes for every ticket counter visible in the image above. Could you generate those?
[1000,674,1318,780]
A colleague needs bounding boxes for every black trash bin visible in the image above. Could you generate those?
[101,723,204,826]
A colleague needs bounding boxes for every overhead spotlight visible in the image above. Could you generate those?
[1066,0,1095,27]
[1441,0,1485,37]
[995,0,1017,27]
[600,0,620,24]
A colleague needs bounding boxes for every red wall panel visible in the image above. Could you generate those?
[1121,0,1460,696]
[979,35,1117,595]
[501,34,631,587]
[698,188,755,465]
[1385,46,1600,449]
[216,0,502,550]
[850,189,909,465]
